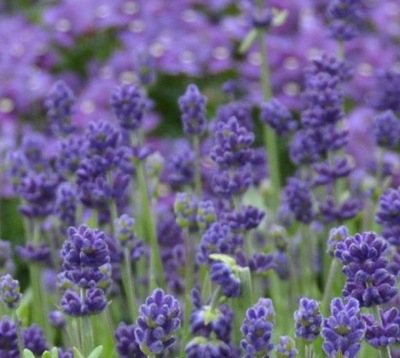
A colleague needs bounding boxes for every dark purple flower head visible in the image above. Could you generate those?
[86,120,120,155]
[276,336,298,358]
[283,178,314,224]
[0,317,18,357]
[319,196,361,223]
[135,288,181,355]
[260,99,297,136]
[335,232,397,307]
[56,136,87,176]
[322,297,366,358]
[241,298,275,358]
[216,102,253,131]
[372,110,400,149]
[164,143,194,187]
[179,84,207,136]
[313,157,353,187]
[0,274,21,310]
[210,257,241,298]
[21,133,46,167]
[376,187,400,227]
[111,84,146,131]
[60,225,111,289]
[190,304,233,343]
[23,324,48,356]
[61,287,107,317]
[210,117,254,169]
[197,223,242,265]
[363,307,400,348]
[327,0,366,41]
[115,214,136,248]
[249,253,275,275]
[0,240,15,275]
[16,242,52,266]
[294,298,322,343]
[327,225,349,256]
[223,206,265,232]
[306,53,353,82]
[45,80,75,136]
[114,322,146,358]
[289,130,321,166]
[211,167,253,199]
[18,171,59,218]
[373,70,400,112]
[185,337,232,358]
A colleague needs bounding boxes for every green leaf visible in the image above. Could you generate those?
[23,349,35,358]
[73,347,85,358]
[51,347,59,358]
[238,29,258,54]
[209,253,236,266]
[41,351,51,358]
[87,346,104,358]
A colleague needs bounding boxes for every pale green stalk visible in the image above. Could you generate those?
[122,248,139,321]
[193,135,202,198]
[258,30,280,210]
[321,258,340,315]
[371,305,392,358]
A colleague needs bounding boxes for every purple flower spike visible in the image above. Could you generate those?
[185,337,233,358]
[283,178,314,224]
[135,288,181,355]
[179,84,207,136]
[45,80,75,136]
[294,298,322,343]
[111,84,145,131]
[0,316,18,356]
[335,232,397,307]
[372,110,400,149]
[196,200,217,231]
[23,324,48,356]
[114,322,146,358]
[210,261,241,298]
[260,98,297,137]
[363,307,400,348]
[322,297,366,358]
[241,298,275,358]
[0,274,21,310]
[115,214,136,248]
[327,225,349,256]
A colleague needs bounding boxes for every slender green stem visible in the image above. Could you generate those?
[210,286,222,311]
[14,312,24,356]
[258,30,280,210]
[321,258,339,315]
[122,248,139,322]
[305,344,313,358]
[337,40,344,60]
[81,315,94,357]
[193,135,202,198]
[136,159,166,289]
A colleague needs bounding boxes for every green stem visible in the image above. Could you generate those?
[258,30,280,210]
[305,344,313,358]
[81,315,94,357]
[122,248,139,322]
[337,40,344,60]
[210,286,222,311]
[193,135,202,198]
[321,258,340,315]
[14,312,24,356]
[136,160,166,289]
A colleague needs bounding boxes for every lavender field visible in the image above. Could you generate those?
[1,0,400,357]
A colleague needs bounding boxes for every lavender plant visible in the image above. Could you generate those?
[1,1,400,357]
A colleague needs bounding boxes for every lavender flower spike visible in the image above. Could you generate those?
[135,288,181,355]
[294,297,322,343]
[276,336,298,358]
[241,298,275,358]
[322,297,366,358]
[178,84,207,136]
[0,274,22,310]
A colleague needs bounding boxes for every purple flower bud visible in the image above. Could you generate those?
[23,324,48,356]
[16,242,52,266]
[0,316,19,356]
[260,99,297,136]
[55,182,77,229]
[284,178,314,224]
[373,70,400,112]
[210,261,241,298]
[294,298,322,343]
[0,274,21,310]
[45,80,75,136]
[135,288,181,355]
[211,167,252,199]
[115,214,136,248]
[373,110,400,149]
[174,192,198,230]
[216,102,253,131]
[306,53,353,82]
[111,84,146,131]
[322,297,366,358]
[327,225,349,256]
[49,310,66,329]
[223,206,265,232]
[114,322,146,358]
[196,200,217,232]
[241,298,275,357]
[185,337,234,358]
[179,84,207,136]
